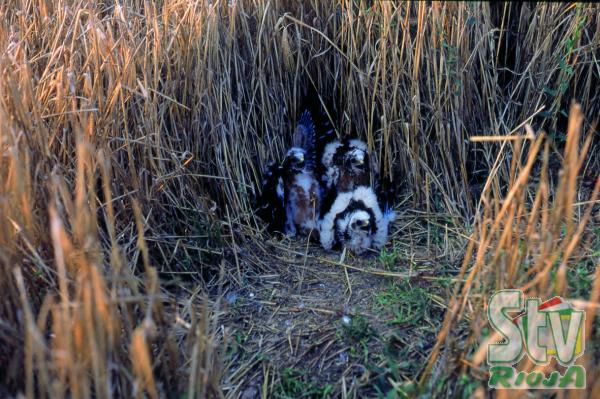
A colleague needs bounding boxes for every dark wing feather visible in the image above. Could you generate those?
[314,111,336,171]
[296,89,339,216]
[293,109,317,170]
[375,175,397,211]
[255,161,286,233]
[297,87,337,171]
[320,185,338,217]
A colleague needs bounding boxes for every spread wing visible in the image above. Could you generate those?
[293,109,317,170]
[297,84,337,171]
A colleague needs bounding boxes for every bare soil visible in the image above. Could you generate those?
[219,231,461,398]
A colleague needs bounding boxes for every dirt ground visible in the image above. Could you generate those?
[218,216,466,398]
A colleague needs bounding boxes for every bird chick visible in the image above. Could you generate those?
[319,138,376,216]
[322,139,371,191]
[255,111,320,237]
[319,186,394,255]
[281,147,321,237]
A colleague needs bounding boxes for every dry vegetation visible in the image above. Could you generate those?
[0,1,599,398]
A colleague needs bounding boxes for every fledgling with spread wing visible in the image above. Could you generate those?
[281,147,321,237]
[319,186,394,255]
[256,110,321,237]
[283,110,321,237]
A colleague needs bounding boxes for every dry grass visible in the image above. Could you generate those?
[423,104,600,398]
[0,1,598,398]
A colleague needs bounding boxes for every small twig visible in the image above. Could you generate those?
[340,247,352,299]
[282,247,416,278]
[226,206,242,284]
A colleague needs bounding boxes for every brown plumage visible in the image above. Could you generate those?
[335,156,370,191]
[320,139,375,215]
[284,171,320,237]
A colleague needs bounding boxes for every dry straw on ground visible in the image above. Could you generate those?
[0,1,598,398]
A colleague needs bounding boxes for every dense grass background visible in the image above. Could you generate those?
[0,1,598,397]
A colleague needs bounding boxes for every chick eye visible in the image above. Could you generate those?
[351,220,370,230]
